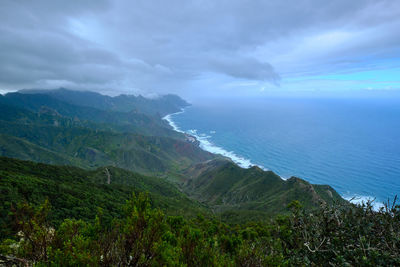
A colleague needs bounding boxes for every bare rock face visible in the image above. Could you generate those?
[184,133,200,146]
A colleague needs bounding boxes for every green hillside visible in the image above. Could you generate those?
[183,159,344,222]
[0,157,206,238]
[0,101,214,177]
[19,88,190,116]
[0,89,346,220]
[0,158,398,266]
[0,134,81,167]
[0,92,181,138]
[0,123,213,174]
[0,90,398,265]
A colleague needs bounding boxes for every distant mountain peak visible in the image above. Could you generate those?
[15,88,189,116]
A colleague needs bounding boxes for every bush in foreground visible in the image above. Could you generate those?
[1,193,399,266]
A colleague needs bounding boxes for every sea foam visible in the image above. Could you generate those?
[187,129,256,169]
[163,109,267,170]
[164,109,388,203]
[344,195,385,211]
[163,109,185,133]
[164,101,392,208]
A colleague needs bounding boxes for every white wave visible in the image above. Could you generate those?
[343,195,384,211]
[164,110,387,202]
[163,109,268,170]
[195,133,255,169]
[162,109,185,133]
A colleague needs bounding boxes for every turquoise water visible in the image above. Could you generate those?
[165,97,400,205]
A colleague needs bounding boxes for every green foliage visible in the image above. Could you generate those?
[0,103,214,176]
[0,157,206,239]
[184,160,345,221]
[0,89,343,223]
[282,199,400,265]
[2,194,398,266]
[0,91,184,137]
[18,88,190,116]
[3,89,396,264]
[9,200,53,262]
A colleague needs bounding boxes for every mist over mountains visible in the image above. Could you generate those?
[0,88,342,216]
[0,88,399,265]
[1,0,399,264]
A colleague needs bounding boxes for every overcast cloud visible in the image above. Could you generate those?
[1,0,400,97]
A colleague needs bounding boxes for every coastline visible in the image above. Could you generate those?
[162,109,186,134]
[163,107,267,171]
[343,195,384,210]
[163,107,384,210]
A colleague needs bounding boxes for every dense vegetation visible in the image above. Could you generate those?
[0,89,343,218]
[1,192,399,266]
[0,92,215,177]
[18,88,190,116]
[0,157,206,239]
[1,157,399,265]
[3,89,397,265]
[0,92,183,137]
[183,159,344,222]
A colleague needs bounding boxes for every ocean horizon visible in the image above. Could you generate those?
[164,97,400,208]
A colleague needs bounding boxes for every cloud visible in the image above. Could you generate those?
[210,57,280,85]
[0,0,399,97]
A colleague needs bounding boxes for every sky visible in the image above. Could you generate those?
[1,0,400,99]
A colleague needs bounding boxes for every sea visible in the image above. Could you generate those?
[164,96,400,208]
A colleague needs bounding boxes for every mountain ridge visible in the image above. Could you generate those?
[0,88,346,222]
[17,88,190,116]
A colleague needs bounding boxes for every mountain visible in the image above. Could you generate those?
[0,92,181,137]
[183,159,344,221]
[2,157,397,267]
[18,88,190,116]
[0,88,345,222]
[0,92,214,178]
[4,89,391,265]
[0,117,214,177]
